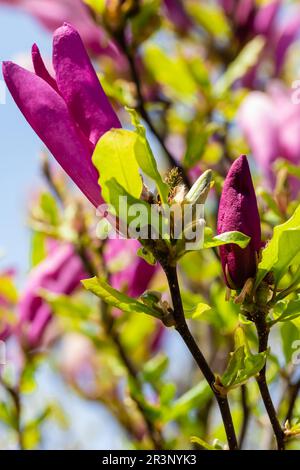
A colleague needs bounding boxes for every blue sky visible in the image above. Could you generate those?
[0,6,53,275]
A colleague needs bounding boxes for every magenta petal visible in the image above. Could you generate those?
[238,91,279,184]
[3,61,102,207]
[32,43,59,92]
[53,23,121,146]
[18,244,86,348]
[254,0,280,36]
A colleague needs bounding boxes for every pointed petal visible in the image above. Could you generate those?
[53,23,121,146]
[3,61,102,207]
[31,43,59,92]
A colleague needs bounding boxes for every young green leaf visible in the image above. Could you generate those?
[184,302,211,320]
[214,36,265,96]
[92,129,143,203]
[280,321,299,363]
[255,204,300,288]
[221,346,267,390]
[203,228,250,249]
[82,277,162,319]
[162,381,211,422]
[126,107,169,203]
[272,297,300,324]
[190,436,217,451]
[144,45,197,100]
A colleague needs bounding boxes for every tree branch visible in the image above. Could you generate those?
[239,384,250,449]
[162,263,238,450]
[254,314,285,450]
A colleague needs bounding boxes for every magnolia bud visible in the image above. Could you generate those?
[184,169,213,205]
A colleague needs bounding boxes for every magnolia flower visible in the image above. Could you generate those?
[0,0,122,59]
[163,0,193,32]
[3,23,121,207]
[18,243,86,348]
[217,155,261,289]
[220,1,300,85]
[104,239,157,298]
[238,82,300,192]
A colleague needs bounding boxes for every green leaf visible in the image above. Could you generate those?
[0,401,14,427]
[144,45,197,100]
[84,0,105,14]
[0,274,18,304]
[40,291,95,320]
[221,346,267,390]
[221,346,245,388]
[82,277,162,319]
[255,204,300,287]
[272,298,300,324]
[39,192,60,226]
[190,436,217,450]
[183,122,219,169]
[274,159,300,180]
[142,354,169,383]
[203,228,250,249]
[126,107,169,203]
[92,129,143,203]
[137,246,156,265]
[162,381,211,422]
[280,321,299,363]
[185,302,211,320]
[187,2,230,39]
[30,231,47,267]
[214,36,265,96]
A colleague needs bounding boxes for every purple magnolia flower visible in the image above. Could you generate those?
[163,0,193,32]
[238,82,300,193]
[220,1,300,86]
[3,23,121,207]
[18,243,86,349]
[104,239,157,298]
[217,155,261,290]
[221,0,254,27]
[0,0,122,59]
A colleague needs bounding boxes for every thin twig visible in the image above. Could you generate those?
[285,377,300,424]
[254,314,285,450]
[162,263,238,450]
[239,384,250,449]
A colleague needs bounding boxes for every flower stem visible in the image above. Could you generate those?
[162,263,238,450]
[239,384,250,449]
[254,314,285,450]
[285,378,300,424]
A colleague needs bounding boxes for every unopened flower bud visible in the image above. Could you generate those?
[217,155,261,290]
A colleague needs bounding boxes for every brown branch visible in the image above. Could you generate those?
[162,263,238,450]
[254,314,285,450]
